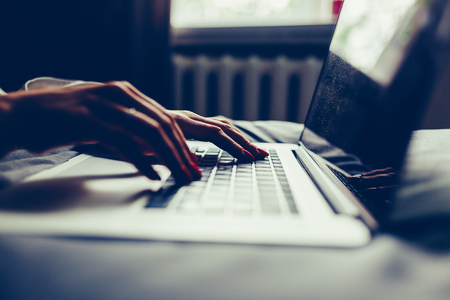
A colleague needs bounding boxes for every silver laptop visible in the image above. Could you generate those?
[1,0,449,247]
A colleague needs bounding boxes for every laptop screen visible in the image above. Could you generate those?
[301,0,446,175]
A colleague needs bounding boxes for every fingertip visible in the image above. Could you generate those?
[256,148,269,158]
[190,162,202,180]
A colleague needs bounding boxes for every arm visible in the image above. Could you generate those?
[0,82,267,184]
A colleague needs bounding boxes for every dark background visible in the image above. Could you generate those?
[0,0,171,105]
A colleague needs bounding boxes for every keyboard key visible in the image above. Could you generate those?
[234,193,252,200]
[261,204,280,214]
[205,201,226,214]
[145,146,299,216]
[178,199,200,213]
[233,203,253,214]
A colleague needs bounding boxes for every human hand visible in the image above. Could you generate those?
[0,81,201,184]
[168,110,269,160]
[347,167,400,202]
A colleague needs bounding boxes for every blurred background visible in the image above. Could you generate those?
[0,1,354,124]
[171,0,335,28]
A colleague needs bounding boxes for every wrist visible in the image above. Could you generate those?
[0,94,14,158]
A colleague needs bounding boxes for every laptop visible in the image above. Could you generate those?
[1,0,449,247]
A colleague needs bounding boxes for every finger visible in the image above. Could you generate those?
[182,113,268,158]
[172,111,266,159]
[121,88,201,180]
[200,117,269,159]
[118,81,192,150]
[360,167,398,177]
[173,116,255,161]
[94,82,199,177]
[83,119,162,180]
[349,173,400,190]
[89,101,199,183]
[86,101,199,183]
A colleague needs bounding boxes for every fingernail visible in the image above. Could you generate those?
[182,165,194,182]
[190,152,199,165]
[242,149,255,160]
[257,148,269,157]
[352,174,362,179]
[190,162,202,180]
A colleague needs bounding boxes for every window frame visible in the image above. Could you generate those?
[171,24,334,47]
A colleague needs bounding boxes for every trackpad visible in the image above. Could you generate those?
[0,156,170,212]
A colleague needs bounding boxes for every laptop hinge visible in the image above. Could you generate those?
[294,145,379,231]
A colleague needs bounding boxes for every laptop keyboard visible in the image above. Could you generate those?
[328,167,386,216]
[146,146,298,216]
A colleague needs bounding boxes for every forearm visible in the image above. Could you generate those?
[0,94,14,158]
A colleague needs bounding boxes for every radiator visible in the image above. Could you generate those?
[172,54,322,123]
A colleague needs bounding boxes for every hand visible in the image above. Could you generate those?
[168,110,269,160]
[347,168,400,202]
[0,81,201,184]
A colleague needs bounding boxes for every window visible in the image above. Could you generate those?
[171,0,341,49]
[171,0,337,28]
